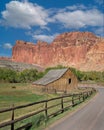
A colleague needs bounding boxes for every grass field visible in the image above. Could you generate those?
[0,83,96,130]
[0,83,46,108]
[0,83,46,123]
[0,83,59,123]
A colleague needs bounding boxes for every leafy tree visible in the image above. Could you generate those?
[0,68,17,82]
[19,69,38,83]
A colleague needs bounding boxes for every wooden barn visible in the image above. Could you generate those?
[33,68,78,93]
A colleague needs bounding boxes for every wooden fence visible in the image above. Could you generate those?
[0,88,96,130]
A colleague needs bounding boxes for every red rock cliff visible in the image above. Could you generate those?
[12,32,104,71]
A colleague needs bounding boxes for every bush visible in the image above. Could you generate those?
[70,67,104,82]
[0,68,17,83]
[0,68,43,83]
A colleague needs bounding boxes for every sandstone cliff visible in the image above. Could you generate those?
[79,39,104,71]
[12,32,104,71]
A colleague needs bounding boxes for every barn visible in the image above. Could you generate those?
[33,68,78,93]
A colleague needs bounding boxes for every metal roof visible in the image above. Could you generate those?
[33,68,68,85]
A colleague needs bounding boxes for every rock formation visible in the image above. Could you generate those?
[0,60,44,71]
[12,32,104,71]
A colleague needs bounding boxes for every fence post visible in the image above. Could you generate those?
[11,104,14,130]
[61,98,64,113]
[87,92,89,98]
[72,94,74,107]
[83,93,85,101]
[79,94,81,102]
[45,101,48,120]
[85,92,86,98]
[55,89,57,94]
[84,92,86,99]
[87,91,89,97]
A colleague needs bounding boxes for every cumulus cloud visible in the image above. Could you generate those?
[32,34,58,43]
[0,2,103,31]
[66,5,87,11]
[3,43,13,49]
[53,9,103,29]
[1,1,49,29]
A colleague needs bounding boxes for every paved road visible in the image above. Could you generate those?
[48,87,104,130]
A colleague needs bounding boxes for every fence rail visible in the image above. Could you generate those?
[0,88,96,130]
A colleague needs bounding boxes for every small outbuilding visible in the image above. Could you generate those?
[33,68,78,93]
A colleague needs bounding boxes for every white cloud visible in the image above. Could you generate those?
[32,34,58,43]
[66,5,87,11]
[53,9,103,29]
[0,2,103,31]
[3,43,13,49]
[1,1,49,29]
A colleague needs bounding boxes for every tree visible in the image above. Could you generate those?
[19,69,39,82]
[0,68,17,82]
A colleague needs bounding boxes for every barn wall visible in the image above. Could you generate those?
[46,69,78,92]
[33,84,56,93]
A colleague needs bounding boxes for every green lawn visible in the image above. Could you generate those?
[0,83,59,123]
[0,83,45,108]
[0,83,47,123]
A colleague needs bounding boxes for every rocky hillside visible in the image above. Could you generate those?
[11,32,104,71]
[0,60,44,71]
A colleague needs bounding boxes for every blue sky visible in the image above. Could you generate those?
[0,0,104,57]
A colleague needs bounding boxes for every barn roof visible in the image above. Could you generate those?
[33,68,68,85]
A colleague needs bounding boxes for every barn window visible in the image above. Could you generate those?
[68,78,71,84]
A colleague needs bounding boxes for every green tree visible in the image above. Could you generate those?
[0,68,17,82]
[19,69,38,83]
